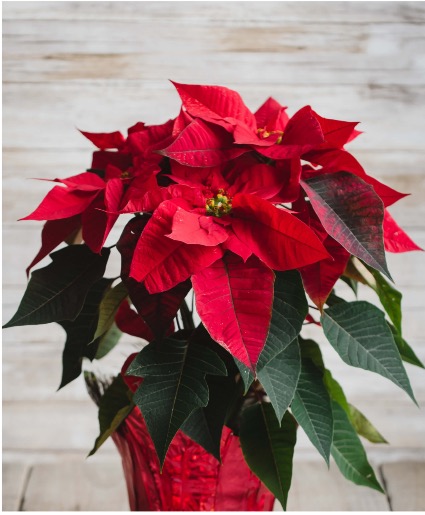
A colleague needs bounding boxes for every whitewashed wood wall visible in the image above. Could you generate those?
[2,1,425,510]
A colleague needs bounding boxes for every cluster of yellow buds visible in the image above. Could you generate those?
[257,128,284,144]
[205,189,232,217]
[120,170,132,179]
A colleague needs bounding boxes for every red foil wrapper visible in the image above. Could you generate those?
[112,407,275,511]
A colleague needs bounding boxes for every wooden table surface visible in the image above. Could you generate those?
[2,1,425,511]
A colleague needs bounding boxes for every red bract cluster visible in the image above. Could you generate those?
[23,81,420,371]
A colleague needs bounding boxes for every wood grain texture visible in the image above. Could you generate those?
[381,461,425,510]
[2,463,29,511]
[21,461,129,511]
[282,461,389,511]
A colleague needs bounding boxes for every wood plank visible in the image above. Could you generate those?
[3,22,425,85]
[381,461,425,510]
[3,400,103,451]
[280,460,389,510]
[3,1,425,24]
[3,83,425,151]
[2,462,29,511]
[22,461,129,511]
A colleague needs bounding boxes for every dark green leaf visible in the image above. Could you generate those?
[4,245,110,328]
[92,281,128,341]
[257,270,308,370]
[298,337,325,369]
[128,337,227,464]
[88,374,134,456]
[95,322,122,359]
[257,339,301,423]
[331,401,384,493]
[240,403,297,510]
[340,275,358,296]
[388,323,424,369]
[233,357,254,393]
[348,404,388,444]
[58,277,114,388]
[322,301,416,403]
[325,291,346,307]
[181,374,239,461]
[291,359,333,465]
[302,172,391,280]
[365,265,402,335]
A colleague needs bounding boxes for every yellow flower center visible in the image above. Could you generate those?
[257,128,284,144]
[206,189,232,217]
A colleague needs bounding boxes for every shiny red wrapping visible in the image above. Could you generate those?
[112,407,275,511]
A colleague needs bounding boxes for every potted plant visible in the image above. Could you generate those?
[4,81,423,511]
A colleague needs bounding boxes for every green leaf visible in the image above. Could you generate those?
[322,301,416,403]
[323,369,350,413]
[299,339,388,445]
[331,401,384,493]
[58,277,114,389]
[92,281,128,341]
[340,275,358,296]
[240,404,297,510]
[181,374,239,461]
[88,374,134,456]
[233,357,254,393]
[3,245,110,328]
[95,322,122,359]
[324,370,387,444]
[291,359,333,465]
[388,323,424,369]
[128,337,227,464]
[365,264,402,336]
[348,404,388,444]
[257,339,301,423]
[298,337,325,369]
[257,270,308,369]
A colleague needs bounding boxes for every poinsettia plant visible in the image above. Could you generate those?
[4,81,423,509]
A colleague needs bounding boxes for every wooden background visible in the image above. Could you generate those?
[2,1,425,510]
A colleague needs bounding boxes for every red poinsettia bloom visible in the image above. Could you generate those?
[159,82,326,167]
[22,122,180,269]
[126,160,330,369]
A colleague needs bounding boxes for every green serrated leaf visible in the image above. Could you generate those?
[291,359,333,465]
[348,404,388,444]
[88,374,133,456]
[257,339,301,423]
[365,264,402,336]
[322,301,416,403]
[3,245,110,328]
[257,270,308,370]
[331,401,384,493]
[240,404,297,510]
[128,338,227,465]
[388,323,424,369]
[93,281,128,341]
[58,277,114,389]
[95,322,123,359]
